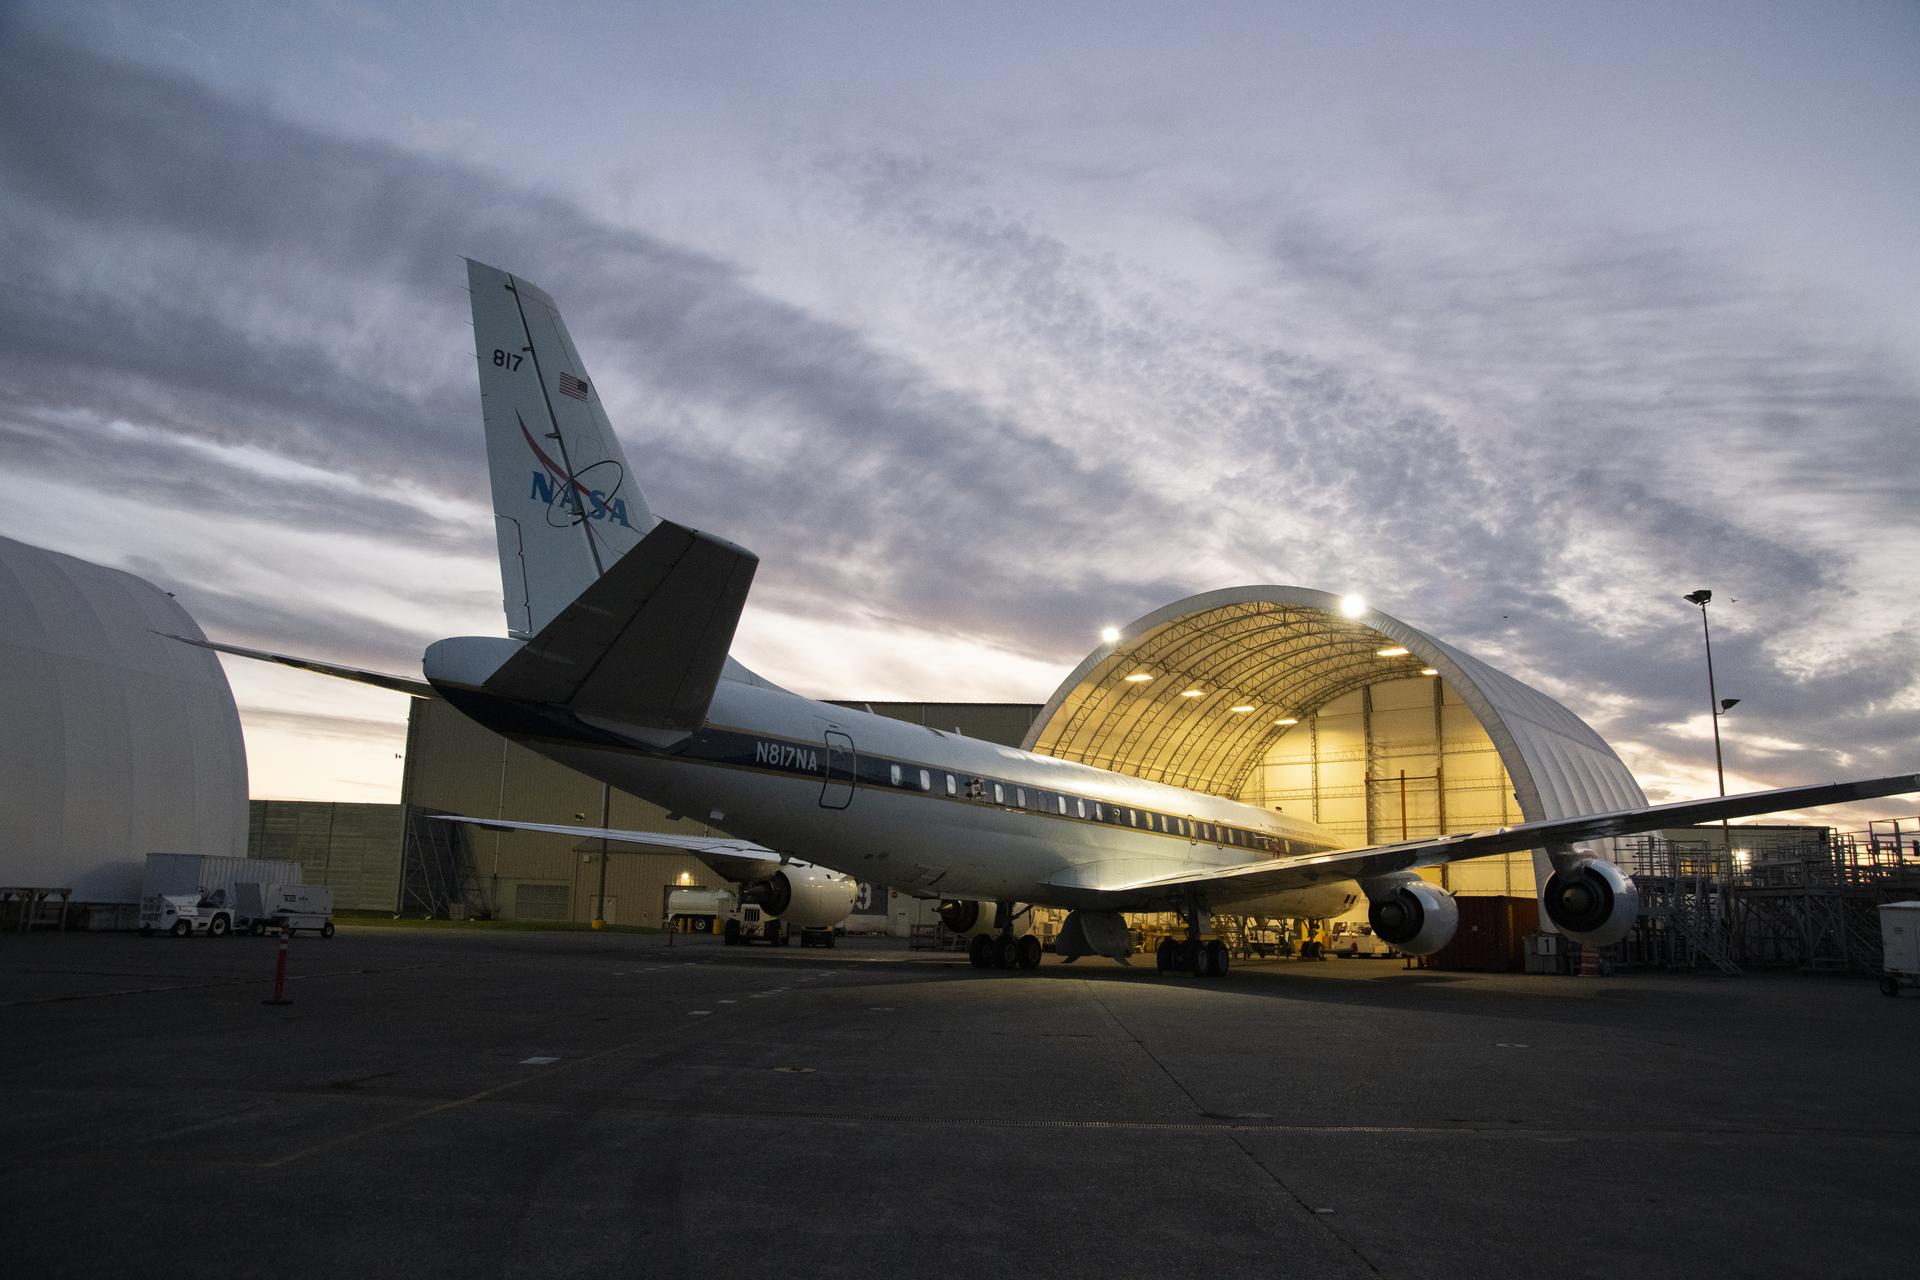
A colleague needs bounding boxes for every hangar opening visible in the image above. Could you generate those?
[1024,586,1648,909]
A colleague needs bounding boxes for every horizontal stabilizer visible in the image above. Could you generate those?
[480,518,758,730]
[434,815,780,883]
[159,634,434,698]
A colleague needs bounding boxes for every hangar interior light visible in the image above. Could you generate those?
[1274,717,1299,725]
[1376,646,1411,657]
[1180,689,1205,698]
[1229,705,1255,713]
[1123,672,1153,683]
[1421,667,1440,676]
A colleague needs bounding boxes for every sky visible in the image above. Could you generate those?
[1,2,1915,828]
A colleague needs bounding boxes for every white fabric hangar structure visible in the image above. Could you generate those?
[1024,586,1645,901]
[0,536,248,906]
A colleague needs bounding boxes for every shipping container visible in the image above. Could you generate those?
[142,853,301,903]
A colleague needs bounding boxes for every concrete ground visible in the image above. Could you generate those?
[2,928,1914,1279]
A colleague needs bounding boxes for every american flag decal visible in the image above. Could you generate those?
[557,371,590,401]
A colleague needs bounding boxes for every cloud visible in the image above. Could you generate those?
[0,21,1913,815]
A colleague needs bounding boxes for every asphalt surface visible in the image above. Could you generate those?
[2,928,1915,1279]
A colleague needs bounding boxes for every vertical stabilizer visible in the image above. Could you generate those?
[467,260,659,637]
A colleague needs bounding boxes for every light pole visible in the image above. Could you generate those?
[1683,590,1737,865]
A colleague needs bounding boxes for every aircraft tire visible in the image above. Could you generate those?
[968,934,995,969]
[995,935,1020,969]
[1155,938,1174,973]
[1016,934,1042,970]
[1205,940,1230,978]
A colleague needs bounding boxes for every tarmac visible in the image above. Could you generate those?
[2,927,1915,1279]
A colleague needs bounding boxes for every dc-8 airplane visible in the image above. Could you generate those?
[192,261,1918,976]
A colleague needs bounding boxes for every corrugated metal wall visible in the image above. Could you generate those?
[246,800,405,911]
[1245,675,1531,897]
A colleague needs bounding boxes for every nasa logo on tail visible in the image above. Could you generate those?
[530,465,632,529]
[514,411,634,529]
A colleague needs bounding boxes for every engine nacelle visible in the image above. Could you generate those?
[1365,879,1460,956]
[937,899,1028,937]
[741,865,857,930]
[1542,858,1639,946]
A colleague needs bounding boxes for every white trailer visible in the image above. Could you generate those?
[143,853,301,904]
[666,886,734,933]
[1879,901,1920,996]
[236,883,335,938]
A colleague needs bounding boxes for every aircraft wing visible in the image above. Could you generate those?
[161,634,435,698]
[435,815,780,883]
[1081,772,1920,903]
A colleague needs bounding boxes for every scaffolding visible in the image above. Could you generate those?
[1614,819,1920,974]
[399,806,492,920]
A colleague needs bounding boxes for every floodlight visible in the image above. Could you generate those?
[1123,672,1153,683]
[1684,589,1711,606]
[1100,625,1121,644]
[1376,646,1410,657]
[1340,594,1366,618]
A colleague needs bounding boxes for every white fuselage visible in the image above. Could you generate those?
[445,667,1361,921]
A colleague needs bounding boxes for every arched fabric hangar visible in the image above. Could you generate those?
[1023,586,1645,896]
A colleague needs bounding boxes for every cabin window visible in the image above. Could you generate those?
[889,764,903,787]
[993,783,1005,805]
[1093,803,1104,822]
[919,769,932,791]
[1129,809,1139,827]
[1016,788,1027,808]
[1075,798,1087,819]
[946,774,958,797]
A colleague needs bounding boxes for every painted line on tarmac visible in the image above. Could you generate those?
[249,982,784,1169]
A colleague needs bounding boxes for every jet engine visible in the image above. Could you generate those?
[741,865,857,931]
[1365,878,1460,956]
[937,899,1028,937]
[1542,858,1639,946]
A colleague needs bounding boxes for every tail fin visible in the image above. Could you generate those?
[467,260,659,638]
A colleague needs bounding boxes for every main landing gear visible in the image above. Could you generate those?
[967,902,1042,971]
[1155,936,1229,977]
[1155,897,1230,978]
